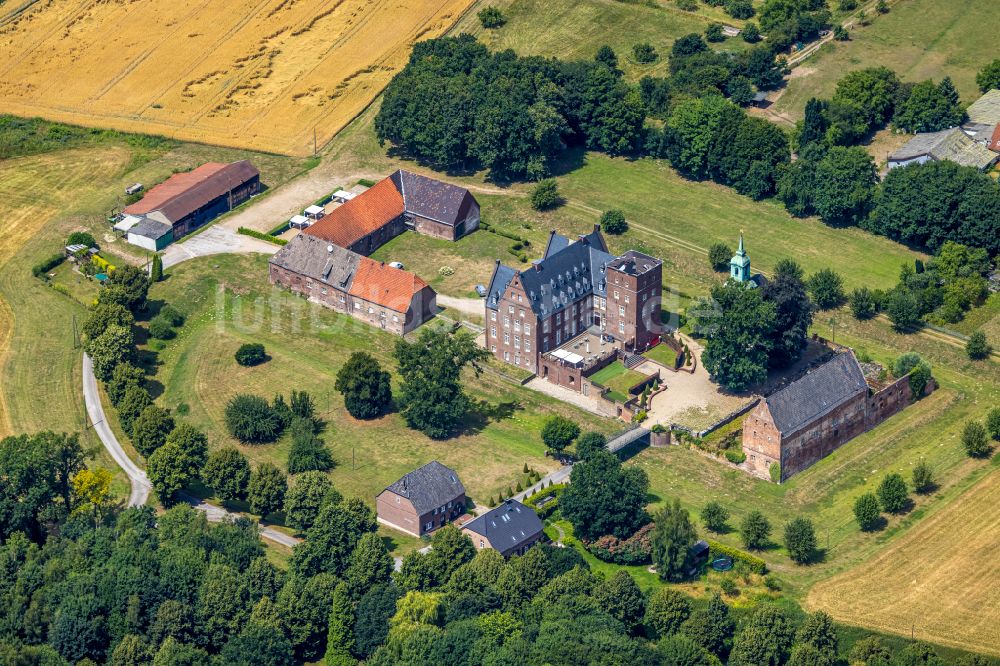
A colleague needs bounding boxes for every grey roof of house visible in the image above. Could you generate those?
[764,353,868,435]
[129,218,172,240]
[463,500,543,551]
[966,89,1000,126]
[382,461,465,515]
[889,128,997,170]
[486,228,621,316]
[391,169,475,226]
[268,233,360,290]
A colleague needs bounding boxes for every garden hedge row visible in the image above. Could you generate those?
[707,539,767,574]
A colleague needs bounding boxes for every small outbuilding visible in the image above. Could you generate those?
[304,204,325,219]
[127,218,173,251]
[289,214,311,230]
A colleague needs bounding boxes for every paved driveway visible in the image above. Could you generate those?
[162,226,278,269]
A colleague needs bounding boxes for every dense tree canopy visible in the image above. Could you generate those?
[376,36,643,180]
[697,282,776,393]
[866,161,1000,256]
[561,449,649,540]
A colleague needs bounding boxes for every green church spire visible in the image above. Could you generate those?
[730,231,750,282]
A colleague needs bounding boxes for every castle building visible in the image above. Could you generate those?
[485,226,662,388]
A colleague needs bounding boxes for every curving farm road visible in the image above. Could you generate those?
[82,353,300,547]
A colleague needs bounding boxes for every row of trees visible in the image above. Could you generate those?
[376,36,645,181]
[846,242,992,331]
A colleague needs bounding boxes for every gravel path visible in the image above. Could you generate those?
[436,294,484,317]
[83,353,151,507]
[162,226,278,269]
[83,352,301,547]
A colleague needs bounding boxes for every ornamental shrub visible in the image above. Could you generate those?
[586,523,655,565]
[530,179,560,210]
[235,343,266,367]
[225,394,281,443]
[600,209,628,235]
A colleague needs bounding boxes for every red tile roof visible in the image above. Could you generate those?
[124,163,229,215]
[989,124,1000,153]
[304,177,405,248]
[349,257,429,312]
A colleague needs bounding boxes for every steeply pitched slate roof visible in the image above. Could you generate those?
[305,176,405,248]
[124,161,259,222]
[966,89,1000,126]
[890,128,998,170]
[463,500,543,551]
[487,229,617,316]
[349,257,429,313]
[392,170,474,226]
[269,234,360,290]
[382,461,465,515]
[764,353,868,435]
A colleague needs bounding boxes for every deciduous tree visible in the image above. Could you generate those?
[561,449,649,539]
[336,351,392,419]
[202,447,251,502]
[739,510,771,550]
[651,499,698,581]
[853,492,881,531]
[876,473,908,513]
[541,415,580,456]
[247,463,287,518]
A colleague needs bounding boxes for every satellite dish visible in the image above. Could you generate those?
[327,244,334,253]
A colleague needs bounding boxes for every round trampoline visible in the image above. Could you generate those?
[710,557,733,572]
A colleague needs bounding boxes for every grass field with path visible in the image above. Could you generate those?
[0,133,307,494]
[772,0,997,121]
[146,253,613,507]
[451,0,752,83]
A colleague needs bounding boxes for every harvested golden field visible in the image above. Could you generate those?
[807,469,1000,657]
[0,0,472,155]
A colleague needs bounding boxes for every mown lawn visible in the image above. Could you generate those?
[147,254,614,507]
[450,0,751,84]
[625,310,999,606]
[589,361,647,402]
[772,0,998,120]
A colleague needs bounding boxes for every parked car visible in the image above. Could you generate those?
[388,261,405,270]
[125,183,143,195]
[475,284,488,297]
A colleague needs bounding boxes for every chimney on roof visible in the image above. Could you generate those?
[578,234,589,245]
[532,260,542,272]
[592,223,600,234]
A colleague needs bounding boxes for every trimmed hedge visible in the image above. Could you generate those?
[524,483,565,519]
[237,227,287,245]
[586,522,654,565]
[32,253,65,278]
[707,539,767,574]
